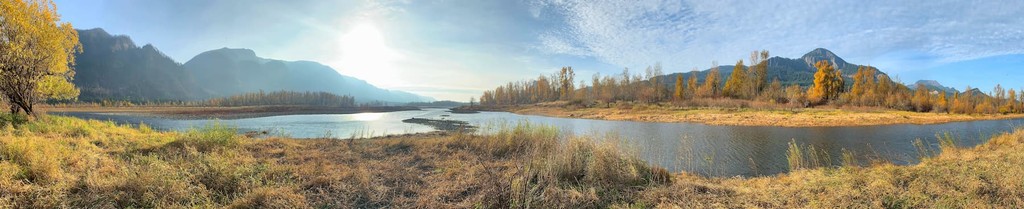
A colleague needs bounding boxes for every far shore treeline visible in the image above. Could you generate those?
[480,50,1024,115]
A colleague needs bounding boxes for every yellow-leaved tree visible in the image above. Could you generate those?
[0,0,81,115]
[722,60,746,98]
[673,74,683,100]
[807,60,840,104]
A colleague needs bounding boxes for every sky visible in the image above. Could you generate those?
[53,0,1024,101]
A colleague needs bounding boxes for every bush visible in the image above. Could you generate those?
[0,113,28,127]
[175,123,241,152]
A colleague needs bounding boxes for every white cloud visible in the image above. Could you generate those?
[536,0,1024,71]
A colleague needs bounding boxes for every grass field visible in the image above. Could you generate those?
[1,115,1022,208]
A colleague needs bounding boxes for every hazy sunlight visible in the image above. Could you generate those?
[337,22,402,88]
[350,112,384,121]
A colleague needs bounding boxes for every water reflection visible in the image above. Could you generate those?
[349,112,384,121]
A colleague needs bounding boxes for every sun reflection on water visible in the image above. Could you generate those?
[350,113,385,121]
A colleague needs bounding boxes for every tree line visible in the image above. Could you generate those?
[206,90,356,107]
[480,50,1024,115]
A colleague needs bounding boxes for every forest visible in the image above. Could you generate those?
[480,51,1024,115]
[205,90,356,107]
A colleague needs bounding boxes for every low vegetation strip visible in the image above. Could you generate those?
[501,102,1024,127]
[1,115,1022,208]
[42,105,420,119]
[401,117,475,132]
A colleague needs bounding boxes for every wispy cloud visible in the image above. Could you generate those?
[536,0,1024,70]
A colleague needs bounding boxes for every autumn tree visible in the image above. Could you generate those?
[935,92,948,113]
[849,66,879,105]
[951,87,974,114]
[748,50,769,96]
[1000,87,1017,114]
[761,78,785,103]
[786,84,807,106]
[558,66,575,100]
[673,74,683,101]
[723,60,746,98]
[685,69,698,99]
[911,83,932,112]
[807,60,843,105]
[0,0,82,114]
[697,63,721,98]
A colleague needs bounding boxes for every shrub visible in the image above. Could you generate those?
[175,122,241,152]
[0,113,28,127]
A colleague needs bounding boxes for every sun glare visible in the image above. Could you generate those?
[350,112,384,121]
[337,22,402,88]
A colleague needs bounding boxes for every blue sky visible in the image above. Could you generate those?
[54,0,1024,100]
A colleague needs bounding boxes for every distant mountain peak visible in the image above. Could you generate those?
[80,28,110,36]
[805,48,835,56]
[915,80,942,86]
[913,80,958,94]
[77,28,138,52]
[202,47,260,61]
[800,48,850,70]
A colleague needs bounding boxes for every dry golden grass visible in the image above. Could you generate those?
[2,114,1022,208]
[506,102,1024,127]
[0,115,668,208]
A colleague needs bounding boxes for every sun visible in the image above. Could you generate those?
[337,22,402,87]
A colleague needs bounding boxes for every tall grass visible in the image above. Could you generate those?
[0,115,671,208]
[913,131,961,159]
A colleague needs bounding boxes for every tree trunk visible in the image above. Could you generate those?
[19,102,33,116]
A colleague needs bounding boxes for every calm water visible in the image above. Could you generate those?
[56,109,1024,177]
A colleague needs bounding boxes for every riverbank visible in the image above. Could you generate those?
[491,104,1024,127]
[41,105,421,119]
[2,115,1022,207]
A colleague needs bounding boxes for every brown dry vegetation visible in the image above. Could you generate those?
[503,102,1024,127]
[2,115,1023,208]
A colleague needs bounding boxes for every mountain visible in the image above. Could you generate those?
[662,48,885,88]
[73,28,203,101]
[70,28,431,103]
[183,48,431,103]
[911,80,958,94]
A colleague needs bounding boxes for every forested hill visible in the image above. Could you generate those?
[183,48,431,103]
[72,28,203,101]
[662,48,887,87]
[70,28,432,103]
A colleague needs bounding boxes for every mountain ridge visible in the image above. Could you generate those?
[662,48,890,88]
[71,28,432,103]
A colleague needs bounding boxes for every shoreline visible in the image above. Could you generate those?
[487,105,1024,127]
[41,105,422,119]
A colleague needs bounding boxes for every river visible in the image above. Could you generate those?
[56,109,1024,177]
